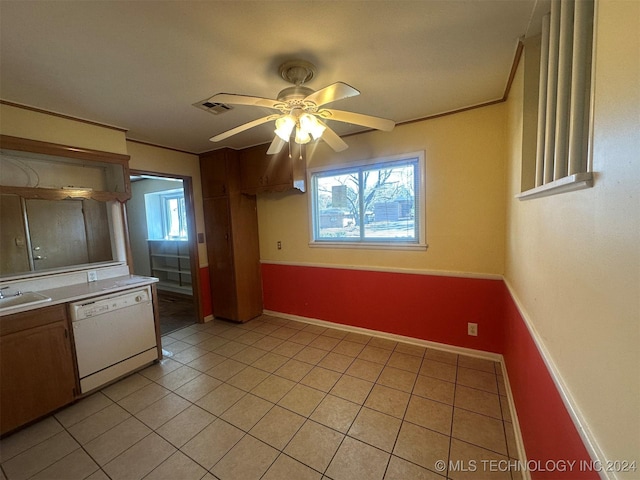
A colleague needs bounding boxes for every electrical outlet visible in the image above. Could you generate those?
[277,241,282,250]
[87,270,98,282]
[468,322,478,336]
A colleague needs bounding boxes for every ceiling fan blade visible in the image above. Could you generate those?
[319,108,395,132]
[208,93,282,110]
[209,114,278,142]
[267,136,286,155]
[318,122,348,152]
[304,82,360,107]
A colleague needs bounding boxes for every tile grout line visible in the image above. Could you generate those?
[381,347,428,479]
[446,354,462,479]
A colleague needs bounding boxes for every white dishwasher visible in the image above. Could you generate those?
[70,286,158,394]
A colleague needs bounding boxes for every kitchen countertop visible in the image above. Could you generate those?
[0,275,158,317]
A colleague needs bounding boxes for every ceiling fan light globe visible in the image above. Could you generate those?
[299,113,326,140]
[294,127,311,145]
[274,115,295,141]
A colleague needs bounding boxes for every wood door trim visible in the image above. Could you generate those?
[127,169,203,323]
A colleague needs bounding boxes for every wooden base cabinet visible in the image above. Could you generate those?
[0,304,77,435]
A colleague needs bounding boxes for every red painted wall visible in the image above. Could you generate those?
[260,262,595,478]
[261,262,505,353]
[502,288,598,479]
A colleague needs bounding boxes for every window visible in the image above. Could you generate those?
[162,192,188,239]
[518,0,595,200]
[309,152,425,249]
[144,188,188,240]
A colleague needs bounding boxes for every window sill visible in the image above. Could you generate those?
[309,241,428,251]
[516,172,593,200]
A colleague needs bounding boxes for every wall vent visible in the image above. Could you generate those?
[193,99,233,115]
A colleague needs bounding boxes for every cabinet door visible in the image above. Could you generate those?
[203,197,238,320]
[0,319,76,435]
[239,144,306,194]
[200,149,239,197]
[229,194,263,321]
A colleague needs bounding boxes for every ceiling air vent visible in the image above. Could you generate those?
[193,99,234,115]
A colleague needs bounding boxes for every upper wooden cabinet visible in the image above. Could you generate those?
[200,148,240,198]
[239,143,306,194]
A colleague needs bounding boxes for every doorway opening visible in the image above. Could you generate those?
[126,172,200,335]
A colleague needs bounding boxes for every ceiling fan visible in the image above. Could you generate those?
[207,60,395,155]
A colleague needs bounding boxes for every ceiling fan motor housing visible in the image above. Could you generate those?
[277,86,315,104]
[279,60,316,86]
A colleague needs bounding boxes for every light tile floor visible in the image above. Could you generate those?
[0,315,521,480]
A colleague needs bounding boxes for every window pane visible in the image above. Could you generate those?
[179,196,187,239]
[162,193,188,240]
[363,162,416,240]
[315,170,361,240]
[166,197,181,238]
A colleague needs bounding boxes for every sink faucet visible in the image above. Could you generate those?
[0,287,8,299]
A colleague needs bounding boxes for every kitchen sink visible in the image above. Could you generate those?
[0,292,52,312]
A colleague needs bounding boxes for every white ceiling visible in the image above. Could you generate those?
[0,0,538,154]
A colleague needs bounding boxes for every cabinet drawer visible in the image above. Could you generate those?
[0,303,67,336]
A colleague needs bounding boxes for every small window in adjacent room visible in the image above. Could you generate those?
[309,152,426,249]
[144,188,188,240]
[519,0,595,200]
[162,191,188,239]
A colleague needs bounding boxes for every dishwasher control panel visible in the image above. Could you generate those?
[82,303,110,318]
[70,288,151,320]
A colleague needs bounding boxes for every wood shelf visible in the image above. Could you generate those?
[148,240,192,295]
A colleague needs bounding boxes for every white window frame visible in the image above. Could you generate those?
[161,191,188,240]
[517,0,596,200]
[308,151,426,250]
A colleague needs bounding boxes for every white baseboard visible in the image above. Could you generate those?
[263,309,501,362]
[496,355,531,480]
